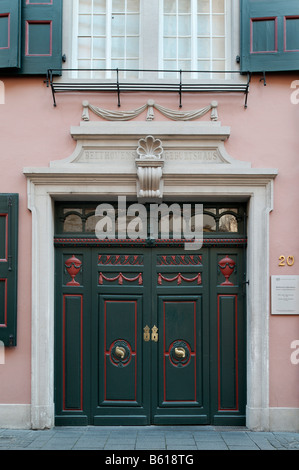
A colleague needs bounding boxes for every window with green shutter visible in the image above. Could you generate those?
[0,195,18,347]
[241,0,299,72]
[0,0,62,74]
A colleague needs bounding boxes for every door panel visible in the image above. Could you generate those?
[210,249,246,425]
[92,248,151,425]
[55,249,91,426]
[151,248,209,424]
[93,294,150,424]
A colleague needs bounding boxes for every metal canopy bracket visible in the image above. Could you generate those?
[46,68,252,108]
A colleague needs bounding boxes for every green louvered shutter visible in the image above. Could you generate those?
[0,0,21,69]
[241,0,299,72]
[21,0,63,74]
[0,195,18,347]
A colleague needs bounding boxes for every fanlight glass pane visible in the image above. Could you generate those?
[219,214,238,232]
[63,215,83,233]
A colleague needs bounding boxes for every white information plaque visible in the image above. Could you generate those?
[271,275,299,315]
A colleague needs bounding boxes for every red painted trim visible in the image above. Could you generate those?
[25,20,52,57]
[158,254,202,266]
[62,294,83,412]
[98,254,143,265]
[54,237,247,247]
[0,214,8,262]
[163,300,197,403]
[0,14,10,50]
[0,278,8,327]
[250,17,278,54]
[217,294,239,411]
[104,300,137,402]
[284,16,299,52]
[26,0,53,5]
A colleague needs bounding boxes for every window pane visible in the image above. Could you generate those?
[212,15,225,35]
[219,214,238,232]
[164,15,177,36]
[78,38,92,58]
[164,37,177,58]
[197,59,210,72]
[164,0,176,14]
[64,215,83,232]
[178,0,191,14]
[125,59,139,77]
[78,15,92,35]
[212,37,225,57]
[197,38,210,58]
[219,208,238,214]
[212,60,225,76]
[203,214,216,232]
[112,14,125,35]
[111,59,124,72]
[178,14,191,35]
[178,59,191,71]
[112,37,125,57]
[93,15,106,35]
[92,60,107,76]
[94,0,106,13]
[197,15,210,35]
[112,0,125,12]
[93,37,106,58]
[78,59,92,69]
[79,0,92,14]
[127,36,139,57]
[212,0,224,14]
[197,0,210,13]
[178,37,191,58]
[86,215,96,232]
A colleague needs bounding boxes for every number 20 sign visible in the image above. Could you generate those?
[279,255,295,267]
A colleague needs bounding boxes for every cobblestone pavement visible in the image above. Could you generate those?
[0,426,299,451]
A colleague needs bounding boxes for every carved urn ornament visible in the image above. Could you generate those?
[218,255,236,285]
[135,135,164,201]
[65,255,82,286]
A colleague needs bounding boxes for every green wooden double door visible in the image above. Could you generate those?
[55,246,246,426]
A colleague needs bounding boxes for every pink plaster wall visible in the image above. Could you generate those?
[0,74,298,407]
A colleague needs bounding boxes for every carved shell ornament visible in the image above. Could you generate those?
[137,135,163,160]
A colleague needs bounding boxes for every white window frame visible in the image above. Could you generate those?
[61,0,242,82]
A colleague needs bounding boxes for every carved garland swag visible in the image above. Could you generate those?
[81,99,218,122]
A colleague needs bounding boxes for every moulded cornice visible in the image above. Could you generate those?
[70,121,231,141]
[23,167,278,186]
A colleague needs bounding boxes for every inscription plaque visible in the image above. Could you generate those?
[271,275,299,315]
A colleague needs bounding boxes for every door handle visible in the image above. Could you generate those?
[174,347,186,358]
[144,325,159,342]
[151,325,158,342]
[143,325,150,342]
[115,346,126,359]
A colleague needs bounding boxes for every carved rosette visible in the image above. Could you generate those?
[136,135,164,201]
